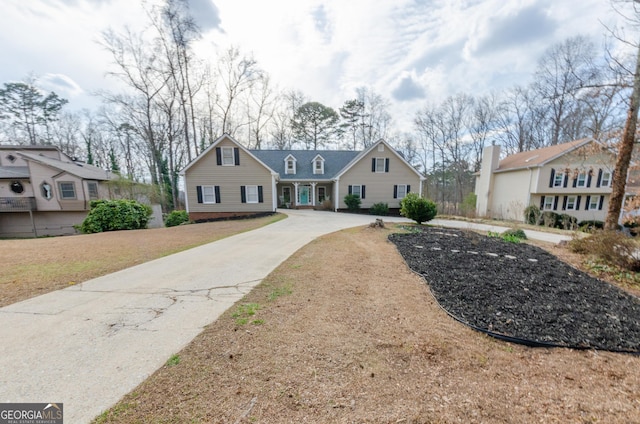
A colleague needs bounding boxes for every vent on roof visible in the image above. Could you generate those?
[524,155,539,163]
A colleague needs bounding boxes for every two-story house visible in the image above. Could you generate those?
[475,138,618,223]
[0,145,116,237]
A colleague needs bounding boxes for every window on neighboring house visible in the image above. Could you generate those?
[10,181,24,194]
[87,182,99,200]
[588,195,601,210]
[202,186,216,204]
[394,184,408,199]
[41,182,53,200]
[374,157,386,173]
[314,159,324,174]
[241,185,263,204]
[285,156,296,174]
[566,195,577,210]
[543,196,554,210]
[318,186,326,203]
[59,182,76,200]
[601,171,612,187]
[222,147,235,165]
[553,172,565,188]
[350,185,362,198]
[576,172,587,188]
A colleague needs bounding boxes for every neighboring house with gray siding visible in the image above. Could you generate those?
[181,134,424,220]
[0,145,116,237]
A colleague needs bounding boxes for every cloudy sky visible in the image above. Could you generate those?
[0,0,628,130]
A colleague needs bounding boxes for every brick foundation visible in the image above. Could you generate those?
[189,211,275,223]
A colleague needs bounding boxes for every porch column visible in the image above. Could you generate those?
[311,182,317,206]
[293,182,299,208]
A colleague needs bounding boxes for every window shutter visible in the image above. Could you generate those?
[598,196,604,210]
[215,186,221,203]
[361,185,366,199]
[234,148,240,166]
[563,174,568,188]
[549,169,555,187]
[540,196,545,209]
[576,196,581,210]
[407,185,411,193]
[241,186,246,203]
[562,196,567,210]
[385,158,390,172]
[393,185,398,199]
[572,177,577,188]
[553,196,559,210]
[586,195,591,210]
[596,169,602,187]
[348,185,352,195]
[371,158,376,172]
[196,186,203,203]
[216,148,222,166]
[258,186,264,203]
[587,173,592,188]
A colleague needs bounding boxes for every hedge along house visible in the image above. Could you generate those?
[475,138,622,223]
[181,134,425,220]
[0,145,117,237]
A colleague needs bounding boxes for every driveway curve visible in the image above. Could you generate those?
[0,210,569,423]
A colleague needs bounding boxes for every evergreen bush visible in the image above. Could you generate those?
[369,202,389,216]
[400,193,437,224]
[343,194,361,212]
[80,199,152,233]
[165,210,190,227]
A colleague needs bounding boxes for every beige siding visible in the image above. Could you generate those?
[338,144,421,209]
[535,159,614,195]
[185,139,274,213]
[0,211,86,237]
[488,169,536,220]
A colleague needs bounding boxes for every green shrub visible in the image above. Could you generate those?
[80,199,152,233]
[400,193,437,224]
[344,194,361,212]
[578,220,604,233]
[568,230,640,271]
[541,211,560,228]
[369,202,389,216]
[165,210,189,227]
[559,213,578,230]
[502,228,527,240]
[524,205,541,225]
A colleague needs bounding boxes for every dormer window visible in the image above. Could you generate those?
[285,155,297,175]
[313,155,325,175]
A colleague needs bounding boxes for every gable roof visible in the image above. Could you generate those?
[17,151,114,181]
[335,139,425,180]
[251,149,359,180]
[496,138,596,172]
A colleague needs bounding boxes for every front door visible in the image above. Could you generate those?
[299,186,310,205]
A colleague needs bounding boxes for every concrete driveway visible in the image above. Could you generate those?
[0,210,569,423]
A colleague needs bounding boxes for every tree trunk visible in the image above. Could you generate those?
[604,41,640,231]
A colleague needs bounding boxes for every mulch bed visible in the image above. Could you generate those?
[389,227,640,353]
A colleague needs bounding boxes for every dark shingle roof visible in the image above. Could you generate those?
[251,150,359,180]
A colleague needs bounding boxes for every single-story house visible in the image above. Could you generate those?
[181,134,425,221]
[475,138,621,223]
[0,145,117,237]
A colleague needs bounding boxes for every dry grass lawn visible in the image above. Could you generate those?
[2,216,639,422]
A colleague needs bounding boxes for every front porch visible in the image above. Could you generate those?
[277,182,333,210]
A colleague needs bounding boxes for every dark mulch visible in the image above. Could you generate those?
[389,227,640,353]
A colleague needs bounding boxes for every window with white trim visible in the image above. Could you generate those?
[221,147,235,165]
[202,186,216,204]
[553,172,565,188]
[87,181,99,200]
[543,196,554,210]
[566,195,577,210]
[601,171,612,187]
[576,172,587,187]
[58,182,76,200]
[374,157,386,173]
[314,159,324,174]
[588,195,600,210]
[351,185,362,198]
[246,185,259,203]
[396,184,408,199]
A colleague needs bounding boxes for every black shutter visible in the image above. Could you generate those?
[215,186,221,203]
[598,196,604,210]
[385,158,390,172]
[234,148,240,166]
[241,186,246,203]
[553,196,559,210]
[562,196,567,210]
[216,148,222,165]
[596,169,602,187]
[576,196,581,210]
[549,169,555,187]
[371,158,376,172]
[586,195,591,210]
[407,185,411,193]
[563,174,568,188]
[361,185,366,199]
[572,177,577,188]
[587,173,592,188]
[393,185,398,199]
[196,186,203,203]
[348,185,352,195]
[540,196,545,209]
[258,186,263,203]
